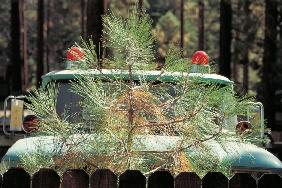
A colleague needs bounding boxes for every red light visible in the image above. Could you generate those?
[66,47,85,61]
[192,51,209,65]
[22,115,38,133]
[236,121,252,135]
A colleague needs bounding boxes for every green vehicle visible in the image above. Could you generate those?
[2,67,282,174]
[2,6,281,174]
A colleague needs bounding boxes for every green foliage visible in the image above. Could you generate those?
[26,85,81,136]
[164,45,190,71]
[20,150,55,174]
[73,38,98,69]
[18,5,261,176]
[22,74,257,175]
[103,8,154,69]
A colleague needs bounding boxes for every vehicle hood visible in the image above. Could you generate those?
[2,134,282,172]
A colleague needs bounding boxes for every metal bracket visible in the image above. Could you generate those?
[2,95,27,136]
[248,102,264,139]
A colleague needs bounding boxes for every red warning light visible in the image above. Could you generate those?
[192,51,209,65]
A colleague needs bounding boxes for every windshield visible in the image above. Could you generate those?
[55,80,265,142]
[56,82,177,121]
[56,81,228,127]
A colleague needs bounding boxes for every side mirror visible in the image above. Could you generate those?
[239,102,264,139]
[2,95,27,135]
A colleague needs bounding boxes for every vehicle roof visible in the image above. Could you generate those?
[41,69,233,88]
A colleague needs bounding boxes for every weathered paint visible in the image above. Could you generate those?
[41,69,233,88]
[3,134,282,172]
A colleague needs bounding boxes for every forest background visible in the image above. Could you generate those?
[0,0,282,130]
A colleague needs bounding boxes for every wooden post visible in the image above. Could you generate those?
[175,172,201,188]
[148,171,174,188]
[61,169,89,188]
[229,173,256,188]
[90,169,117,188]
[202,172,228,188]
[32,168,60,188]
[258,174,282,188]
[3,168,30,188]
[119,170,145,188]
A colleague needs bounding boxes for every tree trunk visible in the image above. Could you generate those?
[198,0,204,50]
[86,0,105,60]
[232,0,240,91]
[81,0,86,39]
[37,0,44,87]
[180,0,184,49]
[20,0,28,90]
[138,0,143,14]
[219,0,232,78]
[280,2,282,46]
[242,0,251,94]
[46,0,51,73]
[263,0,278,129]
[242,58,249,94]
[10,0,23,92]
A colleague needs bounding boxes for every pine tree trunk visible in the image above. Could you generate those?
[232,0,240,91]
[280,3,282,45]
[263,0,278,129]
[242,57,249,94]
[138,0,143,14]
[81,0,86,39]
[20,0,28,90]
[198,0,204,50]
[242,0,251,94]
[10,0,23,92]
[232,56,239,90]
[46,0,51,73]
[219,0,232,78]
[180,0,184,49]
[37,0,44,87]
[86,0,105,60]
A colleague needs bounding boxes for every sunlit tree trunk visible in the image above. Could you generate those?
[198,0,204,50]
[219,0,232,78]
[263,0,278,129]
[180,0,184,49]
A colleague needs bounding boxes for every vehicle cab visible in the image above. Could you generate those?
[3,67,282,174]
[1,48,281,174]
